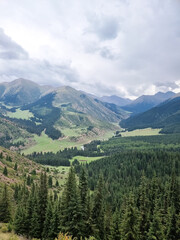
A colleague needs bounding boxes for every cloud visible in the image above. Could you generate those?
[0,0,180,98]
[0,28,28,60]
[86,14,120,40]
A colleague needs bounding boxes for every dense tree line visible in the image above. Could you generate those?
[28,141,102,166]
[0,165,179,240]
[79,150,180,206]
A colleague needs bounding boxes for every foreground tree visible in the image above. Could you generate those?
[0,184,11,222]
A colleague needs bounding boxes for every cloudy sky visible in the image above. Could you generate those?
[0,0,180,98]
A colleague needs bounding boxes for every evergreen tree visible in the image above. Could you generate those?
[48,175,53,188]
[91,174,105,240]
[38,172,48,236]
[166,206,180,240]
[137,176,150,240]
[14,205,28,236]
[110,209,121,240]
[14,162,18,171]
[30,202,41,239]
[3,166,8,176]
[60,167,83,239]
[79,168,90,239]
[120,194,138,240]
[49,201,61,239]
[42,197,53,239]
[0,184,11,222]
[147,198,165,240]
[27,175,31,186]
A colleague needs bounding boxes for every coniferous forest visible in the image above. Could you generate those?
[0,142,180,240]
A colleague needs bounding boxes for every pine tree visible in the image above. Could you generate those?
[27,175,31,186]
[48,175,53,188]
[49,201,61,239]
[0,184,11,222]
[110,209,121,240]
[38,172,48,236]
[60,167,83,239]
[30,202,41,239]
[120,193,138,240]
[14,162,18,171]
[137,176,150,240]
[79,168,90,239]
[166,206,180,240]
[91,174,105,240]
[14,205,28,236]
[147,198,165,240]
[42,197,53,239]
[3,166,8,176]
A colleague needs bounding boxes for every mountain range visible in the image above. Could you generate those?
[99,95,132,106]
[121,91,176,114]
[0,78,53,106]
[121,94,180,133]
[0,78,179,153]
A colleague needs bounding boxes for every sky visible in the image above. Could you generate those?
[0,0,180,99]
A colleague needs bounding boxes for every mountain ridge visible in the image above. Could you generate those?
[122,91,175,114]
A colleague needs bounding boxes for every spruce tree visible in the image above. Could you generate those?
[91,174,105,240]
[0,184,11,222]
[79,168,90,239]
[120,193,138,240]
[48,175,53,188]
[110,209,121,240]
[60,167,83,239]
[14,205,28,236]
[137,176,150,240]
[3,166,8,176]
[14,162,18,171]
[42,197,53,239]
[38,172,48,236]
[147,198,165,240]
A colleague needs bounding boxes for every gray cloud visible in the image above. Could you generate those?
[0,28,28,60]
[86,14,120,40]
[0,0,180,99]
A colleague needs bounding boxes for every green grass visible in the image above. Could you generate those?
[21,132,84,155]
[7,108,34,120]
[70,156,104,164]
[121,128,161,137]
[22,126,116,155]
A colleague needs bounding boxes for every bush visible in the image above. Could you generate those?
[9,235,19,240]
[1,225,8,233]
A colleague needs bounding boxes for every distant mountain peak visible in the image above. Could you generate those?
[99,95,132,107]
[122,91,176,114]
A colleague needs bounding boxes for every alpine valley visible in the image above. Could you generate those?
[0,78,180,240]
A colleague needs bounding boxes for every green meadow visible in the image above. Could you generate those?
[121,128,161,137]
[70,155,104,164]
[7,108,34,120]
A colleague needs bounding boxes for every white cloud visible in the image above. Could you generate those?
[0,0,180,98]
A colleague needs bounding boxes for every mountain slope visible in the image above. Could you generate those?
[122,91,175,114]
[99,95,132,106]
[21,86,128,141]
[0,78,53,106]
[0,116,32,149]
[121,95,180,133]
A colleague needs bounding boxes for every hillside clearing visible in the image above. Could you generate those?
[121,128,161,137]
[6,109,34,120]
[70,155,104,164]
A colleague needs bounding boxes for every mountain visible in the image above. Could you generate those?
[0,78,53,106]
[122,91,175,114]
[99,95,132,106]
[20,86,128,140]
[121,94,180,133]
[0,114,32,150]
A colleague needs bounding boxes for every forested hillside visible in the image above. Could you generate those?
[0,135,179,239]
[121,96,180,133]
